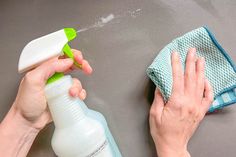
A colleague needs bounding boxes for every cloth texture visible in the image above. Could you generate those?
[146,27,236,112]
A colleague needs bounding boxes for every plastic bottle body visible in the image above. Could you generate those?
[52,117,112,157]
[80,103,122,157]
[45,75,114,157]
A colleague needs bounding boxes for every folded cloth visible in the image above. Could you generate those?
[146,27,236,112]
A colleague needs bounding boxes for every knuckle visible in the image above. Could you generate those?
[23,71,43,86]
[173,73,182,81]
[24,72,31,80]
[149,107,157,117]
[24,72,35,83]
[185,72,193,80]
[72,49,82,56]
[187,105,197,114]
[205,96,213,105]
[73,86,81,92]
[50,61,58,71]
[170,95,183,105]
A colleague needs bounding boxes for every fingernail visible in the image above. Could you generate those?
[201,57,205,65]
[80,89,86,99]
[88,66,93,74]
[190,48,196,56]
[172,51,180,61]
[173,51,178,54]
[76,55,83,63]
[173,51,179,57]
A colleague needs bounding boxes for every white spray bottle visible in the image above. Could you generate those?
[18,28,122,157]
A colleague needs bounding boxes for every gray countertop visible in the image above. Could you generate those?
[0,0,236,157]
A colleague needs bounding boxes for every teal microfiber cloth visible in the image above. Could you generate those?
[146,27,236,112]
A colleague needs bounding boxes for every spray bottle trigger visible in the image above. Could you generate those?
[63,44,82,69]
[46,44,82,84]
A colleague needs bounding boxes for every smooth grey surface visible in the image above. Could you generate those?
[0,0,236,157]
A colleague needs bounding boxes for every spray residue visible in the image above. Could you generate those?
[77,14,115,33]
[76,8,142,33]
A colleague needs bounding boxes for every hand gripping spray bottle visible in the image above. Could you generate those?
[18,28,122,157]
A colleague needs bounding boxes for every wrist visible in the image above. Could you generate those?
[11,104,42,131]
[156,145,190,157]
[13,101,49,130]
[0,105,39,157]
[0,105,40,135]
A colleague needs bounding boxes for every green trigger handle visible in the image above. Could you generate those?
[47,28,81,84]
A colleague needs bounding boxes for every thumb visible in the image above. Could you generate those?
[201,79,214,113]
[150,88,165,122]
[29,58,73,83]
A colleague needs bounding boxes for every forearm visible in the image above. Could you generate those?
[0,105,39,157]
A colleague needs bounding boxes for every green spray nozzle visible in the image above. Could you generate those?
[47,28,81,84]
[64,28,77,41]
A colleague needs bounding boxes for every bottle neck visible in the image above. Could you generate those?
[48,93,86,128]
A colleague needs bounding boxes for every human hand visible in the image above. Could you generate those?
[13,49,93,130]
[149,48,213,157]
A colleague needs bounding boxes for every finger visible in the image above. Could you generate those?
[61,59,93,75]
[69,88,87,100]
[151,88,165,122]
[71,49,82,57]
[60,49,83,65]
[70,88,87,100]
[80,89,87,100]
[171,51,184,94]
[63,67,74,74]
[185,47,197,91]
[82,60,93,74]
[201,79,214,113]
[30,58,73,83]
[196,57,205,97]
[61,48,93,75]
[45,110,53,124]
[72,49,83,64]
[69,78,83,97]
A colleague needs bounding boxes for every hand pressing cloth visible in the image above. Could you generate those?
[146,27,236,112]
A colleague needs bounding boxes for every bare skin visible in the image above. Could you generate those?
[0,49,92,157]
[0,47,214,157]
[149,48,214,157]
